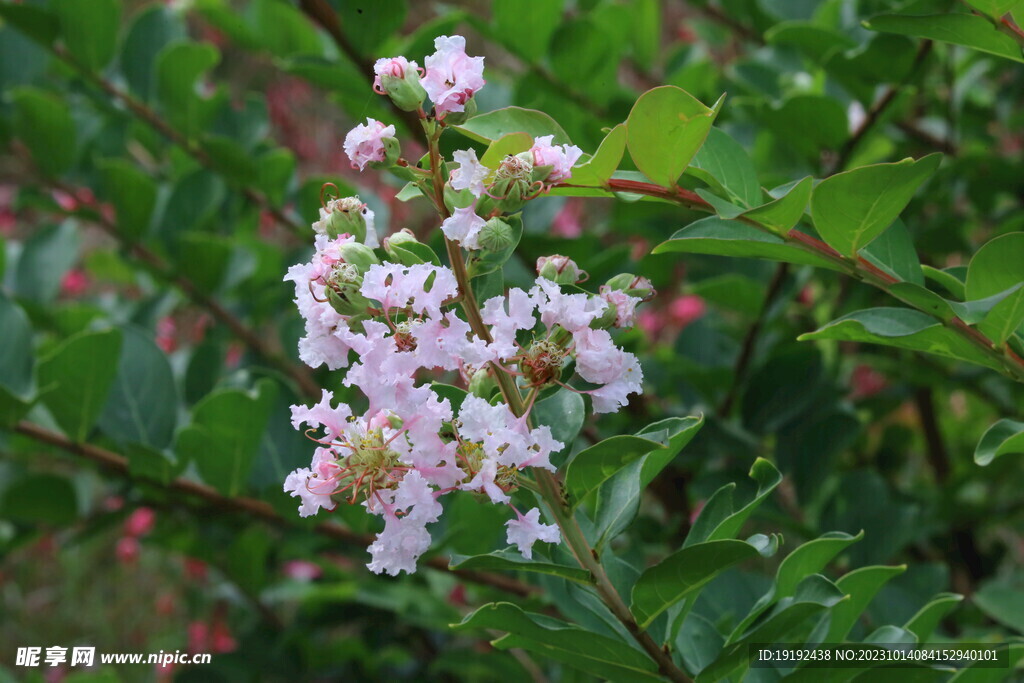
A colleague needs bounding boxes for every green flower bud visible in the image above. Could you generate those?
[468,366,499,400]
[478,217,515,252]
[377,65,427,112]
[368,136,401,170]
[491,154,536,212]
[605,273,655,301]
[326,283,373,317]
[537,255,585,285]
[337,242,380,273]
[317,196,370,243]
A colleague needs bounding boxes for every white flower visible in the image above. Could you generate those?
[441,206,486,249]
[450,149,489,198]
[506,508,560,559]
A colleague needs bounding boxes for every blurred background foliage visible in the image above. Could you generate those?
[1,0,1024,680]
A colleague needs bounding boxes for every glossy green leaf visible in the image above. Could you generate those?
[532,389,585,456]
[865,13,1024,63]
[453,602,662,682]
[175,379,276,496]
[449,549,592,585]
[248,0,322,58]
[826,565,907,642]
[904,592,963,642]
[776,532,864,599]
[686,458,783,546]
[121,5,184,100]
[631,539,761,629]
[0,293,35,425]
[974,419,1024,466]
[688,128,761,208]
[53,0,122,70]
[765,95,848,159]
[336,0,406,55]
[861,219,924,285]
[966,233,1024,300]
[974,579,1024,633]
[564,434,664,507]
[626,86,722,188]
[811,155,941,257]
[949,643,1024,683]
[99,159,157,239]
[0,4,60,45]
[798,308,1004,372]
[155,41,220,136]
[11,87,76,177]
[96,326,177,449]
[766,21,858,61]
[653,217,844,271]
[14,222,80,303]
[492,0,562,59]
[741,176,812,236]
[923,265,967,300]
[38,329,123,442]
[964,0,1024,19]
[455,107,571,145]
[978,286,1024,345]
[1,474,78,525]
[886,283,955,321]
[479,132,533,173]
[569,123,627,188]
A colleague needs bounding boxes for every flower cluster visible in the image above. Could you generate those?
[284,34,650,576]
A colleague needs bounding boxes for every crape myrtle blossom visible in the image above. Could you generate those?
[343,118,396,171]
[530,135,584,183]
[507,507,560,560]
[449,148,489,198]
[441,205,486,249]
[421,35,485,116]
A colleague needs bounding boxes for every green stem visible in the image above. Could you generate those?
[422,125,693,683]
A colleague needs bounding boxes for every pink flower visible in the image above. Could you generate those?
[850,364,887,400]
[422,35,485,116]
[551,199,584,238]
[373,56,417,92]
[283,466,336,518]
[59,269,89,297]
[506,508,560,559]
[283,560,322,582]
[343,118,396,171]
[450,149,489,197]
[124,507,156,537]
[116,536,140,565]
[156,316,177,353]
[183,558,208,582]
[530,135,583,182]
[440,205,486,249]
[668,294,706,329]
[599,286,641,329]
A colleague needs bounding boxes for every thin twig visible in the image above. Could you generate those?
[11,421,538,598]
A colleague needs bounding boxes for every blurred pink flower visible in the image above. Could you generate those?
[155,592,177,616]
[124,507,156,537]
[187,621,209,653]
[551,199,583,238]
[225,343,244,368]
[850,364,887,400]
[52,189,78,212]
[103,495,124,511]
[283,560,322,582]
[59,269,90,297]
[116,536,140,565]
[668,295,706,329]
[637,309,662,337]
[156,317,177,353]
[211,620,237,654]
[183,557,208,582]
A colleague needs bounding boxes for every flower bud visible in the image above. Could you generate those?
[490,154,536,212]
[344,119,398,172]
[536,255,584,285]
[316,197,371,244]
[373,57,427,112]
[596,286,640,329]
[468,366,499,399]
[337,242,380,273]
[605,273,656,301]
[478,217,515,252]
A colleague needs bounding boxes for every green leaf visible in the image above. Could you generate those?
[949,643,1024,683]
[688,458,783,546]
[798,308,1004,372]
[453,602,663,682]
[827,565,907,641]
[121,4,184,100]
[491,0,562,59]
[765,95,849,159]
[653,216,844,271]
[469,214,522,278]
[766,20,858,62]
[549,19,615,93]
[155,41,220,137]
[99,159,157,239]
[248,0,322,58]
[532,389,586,456]
[964,0,1024,19]
[96,326,177,449]
[966,233,1024,300]
[226,525,272,594]
[741,176,812,236]
[38,329,123,442]
[0,292,35,425]
[1,474,78,525]
[479,132,534,173]
[336,0,406,55]
[455,107,571,145]
[14,222,80,303]
[810,155,941,257]
[973,578,1024,633]
[53,0,122,70]
[904,592,963,642]
[564,434,665,508]
[887,282,955,321]
[861,219,924,285]
[776,531,864,600]
[0,4,60,45]
[569,124,627,187]
[158,169,225,239]
[11,87,76,177]
[175,379,276,496]
[922,265,966,300]
[255,148,296,207]
[978,286,1024,345]
[449,549,593,585]
[688,128,761,208]
[631,539,761,629]
[974,419,1024,466]
[865,13,1024,63]
[626,86,722,188]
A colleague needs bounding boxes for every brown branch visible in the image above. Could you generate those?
[50,45,305,238]
[914,387,951,484]
[12,421,538,598]
[296,0,423,136]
